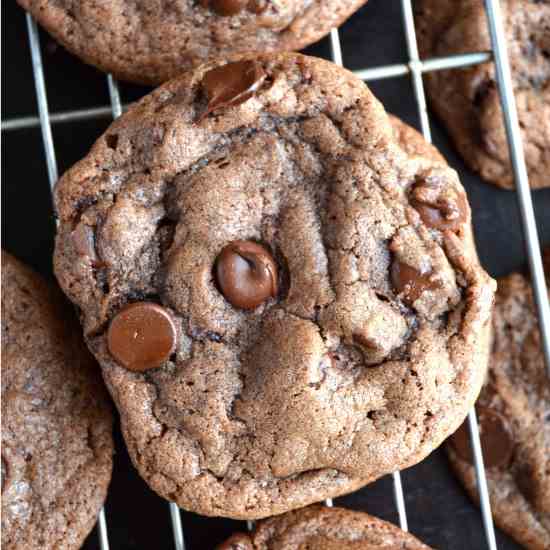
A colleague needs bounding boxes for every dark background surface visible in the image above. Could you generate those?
[2,1,549,549]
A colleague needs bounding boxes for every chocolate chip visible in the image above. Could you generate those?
[353,332,380,350]
[391,260,440,305]
[215,240,278,310]
[107,302,177,372]
[247,0,269,14]
[449,407,514,469]
[71,223,97,261]
[201,60,266,118]
[216,533,254,550]
[411,180,468,231]
[201,0,267,16]
[105,133,119,150]
[516,462,536,503]
[202,0,248,15]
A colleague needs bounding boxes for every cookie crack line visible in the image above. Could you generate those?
[63,91,371,230]
[140,365,355,488]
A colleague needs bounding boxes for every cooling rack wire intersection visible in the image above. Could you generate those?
[10,1,550,547]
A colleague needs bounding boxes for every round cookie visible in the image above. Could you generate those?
[447,249,550,550]
[53,53,495,519]
[217,505,433,549]
[415,0,550,190]
[1,252,114,550]
[17,0,367,85]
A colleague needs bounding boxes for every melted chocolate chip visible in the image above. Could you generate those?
[215,240,278,310]
[353,332,380,351]
[391,261,440,305]
[202,0,267,16]
[248,0,269,14]
[515,462,537,503]
[449,407,514,469]
[216,533,254,550]
[201,60,266,118]
[107,302,177,372]
[411,181,468,231]
[202,0,248,15]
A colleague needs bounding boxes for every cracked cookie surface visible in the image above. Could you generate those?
[217,504,433,549]
[53,53,495,519]
[415,0,550,189]
[447,249,550,550]
[1,252,114,550]
[16,0,367,85]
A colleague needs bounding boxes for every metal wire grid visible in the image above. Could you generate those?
[3,1,548,548]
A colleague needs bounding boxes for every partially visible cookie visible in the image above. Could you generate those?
[1,252,114,550]
[17,0,367,85]
[217,505,433,549]
[415,0,550,189]
[447,249,550,550]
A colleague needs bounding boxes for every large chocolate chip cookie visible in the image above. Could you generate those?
[53,53,495,518]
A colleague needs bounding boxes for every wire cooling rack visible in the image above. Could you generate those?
[2,1,549,549]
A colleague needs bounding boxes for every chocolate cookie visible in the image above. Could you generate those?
[53,53,495,519]
[1,252,114,550]
[415,0,550,190]
[217,505,433,549]
[17,0,367,85]
[447,249,550,550]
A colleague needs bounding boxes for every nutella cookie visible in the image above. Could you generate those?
[17,0,367,85]
[53,53,495,519]
[415,0,550,189]
[447,249,550,550]
[217,505,433,549]
[1,252,114,550]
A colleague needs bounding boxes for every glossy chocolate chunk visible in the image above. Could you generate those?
[411,180,468,231]
[215,240,278,310]
[201,60,266,117]
[450,407,515,469]
[202,0,248,16]
[202,0,268,16]
[391,261,440,305]
[107,302,177,372]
